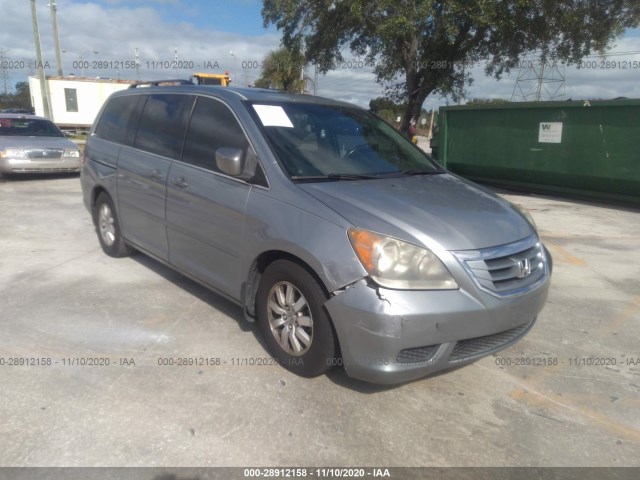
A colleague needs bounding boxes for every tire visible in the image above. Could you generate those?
[256,259,337,377]
[93,192,133,258]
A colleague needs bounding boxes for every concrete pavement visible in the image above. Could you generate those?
[0,174,638,466]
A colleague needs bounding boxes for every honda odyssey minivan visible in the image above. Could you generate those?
[81,83,551,384]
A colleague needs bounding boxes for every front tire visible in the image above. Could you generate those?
[256,260,337,377]
[93,192,133,258]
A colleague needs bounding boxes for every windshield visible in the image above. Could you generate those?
[250,102,441,179]
[0,118,64,137]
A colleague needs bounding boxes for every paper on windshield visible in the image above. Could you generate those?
[253,105,294,128]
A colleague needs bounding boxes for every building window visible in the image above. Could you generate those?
[64,88,78,112]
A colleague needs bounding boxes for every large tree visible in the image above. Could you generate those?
[262,0,640,135]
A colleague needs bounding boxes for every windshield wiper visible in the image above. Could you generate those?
[291,173,382,181]
[327,173,382,180]
[398,169,445,176]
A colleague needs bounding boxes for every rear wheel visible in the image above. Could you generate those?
[94,192,133,258]
[256,260,337,377]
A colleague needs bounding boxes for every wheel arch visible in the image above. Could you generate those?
[242,250,331,321]
[247,250,344,366]
[91,186,110,222]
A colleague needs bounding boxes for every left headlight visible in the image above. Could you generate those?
[62,149,80,158]
[0,149,27,159]
[348,228,458,290]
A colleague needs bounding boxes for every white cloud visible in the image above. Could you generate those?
[0,0,280,86]
[432,36,640,106]
[2,0,639,110]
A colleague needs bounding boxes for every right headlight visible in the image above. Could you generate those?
[348,228,458,290]
[62,149,80,158]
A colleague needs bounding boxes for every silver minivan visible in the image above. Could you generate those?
[81,83,551,384]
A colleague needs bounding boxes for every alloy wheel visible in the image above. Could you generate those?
[267,281,314,356]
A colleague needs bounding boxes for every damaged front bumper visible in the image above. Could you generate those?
[324,278,550,385]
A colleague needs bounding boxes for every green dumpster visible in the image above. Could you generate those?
[437,99,640,205]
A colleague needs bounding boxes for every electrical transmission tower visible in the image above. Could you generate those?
[511,55,565,102]
[0,49,10,95]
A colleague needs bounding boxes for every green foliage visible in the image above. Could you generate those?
[369,97,431,120]
[0,82,31,110]
[255,47,307,92]
[375,108,397,125]
[369,97,403,115]
[262,0,640,133]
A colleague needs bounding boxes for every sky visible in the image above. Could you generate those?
[2,0,640,110]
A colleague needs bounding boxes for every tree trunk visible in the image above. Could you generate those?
[399,88,430,138]
[399,45,433,137]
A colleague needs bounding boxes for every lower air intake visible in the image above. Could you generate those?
[449,321,533,363]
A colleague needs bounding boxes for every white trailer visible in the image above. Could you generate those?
[28,76,135,130]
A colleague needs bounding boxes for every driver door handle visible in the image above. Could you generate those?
[150,169,164,182]
[171,177,189,189]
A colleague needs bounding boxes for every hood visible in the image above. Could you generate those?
[0,135,79,151]
[298,173,534,251]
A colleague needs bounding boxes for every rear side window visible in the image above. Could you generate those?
[94,95,139,144]
[134,94,195,159]
[182,97,249,172]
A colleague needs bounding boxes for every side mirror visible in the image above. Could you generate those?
[215,147,244,177]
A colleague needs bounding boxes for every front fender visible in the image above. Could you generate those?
[243,190,367,294]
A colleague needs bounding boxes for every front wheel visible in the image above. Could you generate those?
[256,260,337,377]
[93,192,133,258]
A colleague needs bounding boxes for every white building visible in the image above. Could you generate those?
[28,76,135,129]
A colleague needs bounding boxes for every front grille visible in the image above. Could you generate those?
[454,236,547,297]
[449,321,532,363]
[396,344,439,364]
[26,149,64,159]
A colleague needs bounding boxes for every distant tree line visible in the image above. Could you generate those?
[369,97,435,135]
[0,82,31,110]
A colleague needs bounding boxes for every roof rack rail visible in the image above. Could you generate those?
[128,79,194,89]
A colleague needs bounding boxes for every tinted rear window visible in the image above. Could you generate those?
[134,94,194,159]
[94,95,140,144]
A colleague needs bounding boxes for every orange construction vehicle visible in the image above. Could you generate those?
[191,71,231,86]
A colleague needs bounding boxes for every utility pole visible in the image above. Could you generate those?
[229,51,236,84]
[135,48,140,80]
[313,64,317,95]
[174,48,178,77]
[457,63,466,105]
[535,62,545,102]
[30,0,51,118]
[428,109,435,140]
[48,2,63,76]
